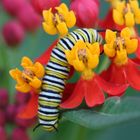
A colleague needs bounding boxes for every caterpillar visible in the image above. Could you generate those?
[38,28,102,131]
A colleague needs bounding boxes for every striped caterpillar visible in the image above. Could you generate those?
[38,28,102,131]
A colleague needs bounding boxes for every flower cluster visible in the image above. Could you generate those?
[0,89,35,140]
[9,0,140,131]
[1,0,60,47]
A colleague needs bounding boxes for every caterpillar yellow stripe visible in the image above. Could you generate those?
[38,28,102,131]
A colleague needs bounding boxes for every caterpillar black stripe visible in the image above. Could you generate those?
[38,28,102,131]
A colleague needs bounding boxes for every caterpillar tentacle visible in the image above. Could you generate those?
[38,28,102,131]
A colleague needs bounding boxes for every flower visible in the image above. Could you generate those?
[60,40,128,109]
[113,0,140,27]
[2,21,25,47]
[70,0,99,28]
[9,57,45,93]
[65,40,100,80]
[101,27,140,91]
[42,3,76,36]
[104,27,138,66]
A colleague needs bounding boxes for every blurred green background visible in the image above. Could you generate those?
[1,0,140,140]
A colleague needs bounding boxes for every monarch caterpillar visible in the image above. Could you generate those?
[38,28,102,131]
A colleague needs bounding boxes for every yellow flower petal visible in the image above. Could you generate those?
[104,43,115,57]
[88,54,99,69]
[73,59,85,72]
[58,3,68,12]
[16,83,31,93]
[130,0,139,11]
[134,9,140,24]
[42,22,58,35]
[114,49,128,66]
[105,29,116,43]
[43,9,54,24]
[9,68,22,80]
[56,22,68,36]
[33,62,45,78]
[21,57,33,68]
[87,42,100,56]
[29,77,42,89]
[113,9,124,25]
[116,1,125,13]
[125,39,138,54]
[76,40,87,49]
[125,12,135,27]
[120,27,131,39]
[65,11,76,28]
[65,50,75,65]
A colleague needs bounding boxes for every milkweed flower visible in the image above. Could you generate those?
[60,40,128,109]
[101,27,140,91]
[42,3,76,36]
[9,57,45,93]
[70,0,100,28]
[113,0,140,27]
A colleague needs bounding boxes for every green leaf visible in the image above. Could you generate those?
[63,97,140,130]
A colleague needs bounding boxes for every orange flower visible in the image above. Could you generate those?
[10,57,45,93]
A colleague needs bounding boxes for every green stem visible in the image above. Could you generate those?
[98,55,110,73]
[0,40,11,93]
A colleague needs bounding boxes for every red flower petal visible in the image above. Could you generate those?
[100,63,113,81]
[98,8,114,29]
[84,77,105,107]
[95,75,128,96]
[35,40,58,65]
[60,78,84,109]
[136,38,140,59]
[101,63,127,85]
[62,82,76,102]
[17,91,38,119]
[125,59,140,91]
[131,58,140,66]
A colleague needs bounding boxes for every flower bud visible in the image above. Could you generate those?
[0,89,9,108]
[17,5,41,31]
[6,104,17,122]
[15,91,30,106]
[2,21,25,46]
[11,127,30,140]
[70,0,100,28]
[2,0,27,16]
[31,0,60,14]
[0,110,6,126]
[0,127,7,140]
